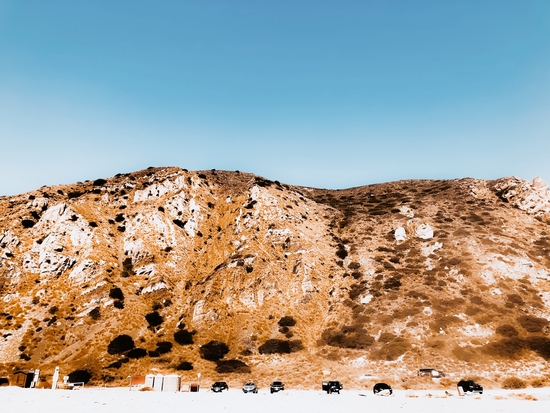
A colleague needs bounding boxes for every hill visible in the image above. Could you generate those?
[1,167,549,388]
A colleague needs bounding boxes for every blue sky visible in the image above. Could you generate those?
[1,1,549,196]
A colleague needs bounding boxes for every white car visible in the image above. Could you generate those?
[242,382,258,393]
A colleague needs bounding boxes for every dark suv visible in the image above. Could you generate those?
[457,380,483,395]
[322,381,343,394]
[211,381,229,392]
[270,381,285,393]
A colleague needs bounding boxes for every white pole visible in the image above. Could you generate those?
[52,367,59,390]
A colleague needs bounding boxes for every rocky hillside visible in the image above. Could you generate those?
[1,167,550,388]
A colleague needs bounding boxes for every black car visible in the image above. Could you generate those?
[270,381,285,393]
[211,381,229,392]
[457,380,483,395]
[373,382,393,396]
[322,381,343,394]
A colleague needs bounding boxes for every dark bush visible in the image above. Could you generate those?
[278,316,296,327]
[22,219,36,228]
[525,336,550,359]
[156,341,173,354]
[115,213,125,223]
[517,316,548,333]
[483,337,525,358]
[113,300,124,309]
[258,339,303,354]
[0,378,9,386]
[89,307,100,320]
[383,276,402,290]
[145,311,164,327]
[259,339,291,354]
[215,360,250,373]
[109,288,124,300]
[68,191,84,199]
[121,258,134,278]
[67,369,92,384]
[173,219,187,229]
[49,306,58,315]
[107,335,135,355]
[93,179,107,186]
[148,350,160,357]
[127,348,147,359]
[496,324,519,337]
[321,328,375,349]
[199,341,229,361]
[374,336,410,361]
[89,222,98,228]
[176,361,194,371]
[335,245,348,259]
[174,329,194,345]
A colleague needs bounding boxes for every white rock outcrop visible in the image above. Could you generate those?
[394,226,407,244]
[493,176,550,215]
[415,223,433,239]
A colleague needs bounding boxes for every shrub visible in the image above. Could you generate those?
[145,311,164,327]
[148,351,160,358]
[525,336,550,360]
[156,342,173,354]
[176,362,194,371]
[375,336,410,361]
[173,219,187,229]
[22,219,36,228]
[517,316,548,333]
[93,179,107,186]
[531,379,545,388]
[67,369,92,384]
[107,335,135,355]
[109,288,124,300]
[335,245,348,259]
[199,341,229,361]
[495,324,519,337]
[174,329,194,345]
[89,307,100,320]
[483,338,525,358]
[259,339,292,354]
[215,360,250,373]
[321,328,375,349]
[127,348,147,359]
[502,377,526,389]
[278,316,296,327]
[113,300,124,309]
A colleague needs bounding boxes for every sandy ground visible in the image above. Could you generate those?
[2,386,550,413]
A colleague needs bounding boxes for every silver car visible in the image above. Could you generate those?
[242,382,258,393]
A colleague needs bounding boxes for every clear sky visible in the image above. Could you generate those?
[1,1,549,196]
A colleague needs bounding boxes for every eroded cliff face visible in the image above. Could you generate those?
[1,168,549,387]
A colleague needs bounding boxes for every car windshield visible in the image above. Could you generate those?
[272,382,282,385]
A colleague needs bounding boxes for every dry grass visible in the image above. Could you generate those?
[502,377,527,389]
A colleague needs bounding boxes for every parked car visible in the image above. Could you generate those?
[211,381,229,392]
[457,380,483,395]
[322,381,343,394]
[373,382,393,396]
[270,381,284,393]
[418,368,445,378]
[242,382,258,394]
